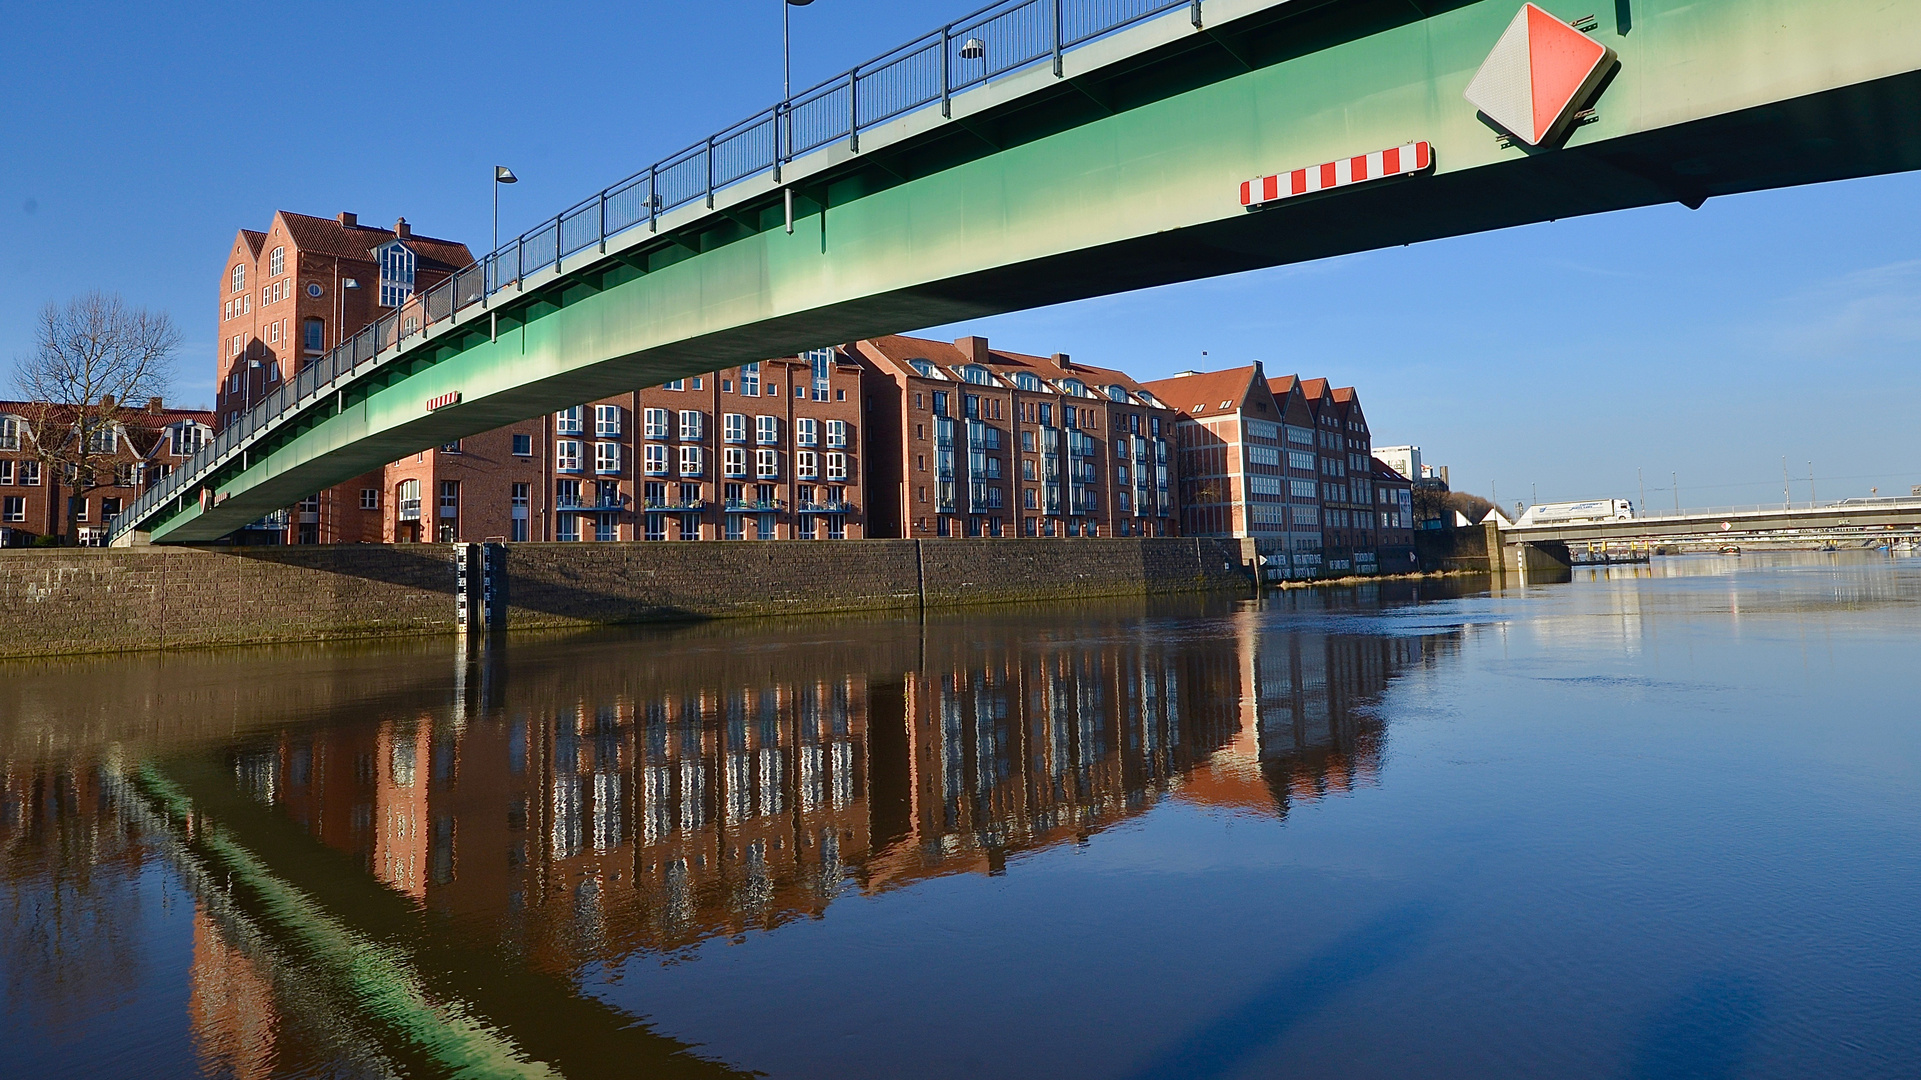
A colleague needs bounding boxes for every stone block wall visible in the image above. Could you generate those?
[0,537,1251,658]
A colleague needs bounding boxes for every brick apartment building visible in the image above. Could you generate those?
[1146,364,1405,579]
[216,210,474,543]
[855,334,1178,538]
[395,349,870,543]
[0,399,215,546]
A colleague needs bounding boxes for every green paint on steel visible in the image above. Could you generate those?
[149,0,1921,540]
[129,765,561,1078]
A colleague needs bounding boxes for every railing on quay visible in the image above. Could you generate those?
[112,0,1209,543]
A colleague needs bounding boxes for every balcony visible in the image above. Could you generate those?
[797,500,854,514]
[557,495,627,512]
[723,498,782,512]
[396,500,421,523]
[643,498,705,511]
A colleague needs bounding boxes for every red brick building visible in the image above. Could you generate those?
[855,334,1178,539]
[0,399,215,546]
[216,211,474,543]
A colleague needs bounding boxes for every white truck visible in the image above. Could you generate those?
[1514,499,1635,527]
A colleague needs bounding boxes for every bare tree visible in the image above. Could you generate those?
[11,292,178,543]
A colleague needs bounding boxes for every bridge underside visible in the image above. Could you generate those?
[1507,503,1921,544]
[146,0,1921,541]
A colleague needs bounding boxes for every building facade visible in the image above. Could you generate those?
[0,399,215,546]
[216,211,475,544]
[856,335,1177,539]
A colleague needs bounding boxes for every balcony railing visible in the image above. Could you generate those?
[112,0,1207,544]
[557,496,628,512]
[723,498,783,512]
[644,498,706,511]
[797,500,854,514]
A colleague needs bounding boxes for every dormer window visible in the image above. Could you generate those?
[376,240,416,307]
[0,415,23,451]
[962,365,991,385]
[169,422,210,457]
[1062,378,1086,396]
[1013,372,1041,392]
[1106,385,1127,402]
[909,359,936,379]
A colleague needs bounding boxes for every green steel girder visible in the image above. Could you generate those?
[149,0,1921,541]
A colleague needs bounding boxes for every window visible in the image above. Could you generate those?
[756,448,778,479]
[680,445,704,476]
[825,419,847,447]
[678,410,703,440]
[0,461,10,485]
[231,335,242,357]
[377,240,416,307]
[231,264,245,292]
[962,365,991,385]
[267,246,284,277]
[360,488,379,511]
[691,377,703,390]
[1,496,21,522]
[595,442,623,474]
[808,348,833,400]
[556,406,583,434]
[755,415,778,444]
[596,404,624,437]
[439,480,459,520]
[556,439,581,472]
[724,447,746,477]
[825,452,848,480]
[644,443,668,475]
[739,362,760,396]
[512,433,533,456]
[556,478,581,508]
[303,317,324,353]
[795,417,817,446]
[511,484,530,542]
[932,391,948,417]
[725,514,745,540]
[642,407,669,439]
[643,515,666,541]
[557,514,579,541]
[441,440,461,454]
[168,423,207,457]
[84,425,117,455]
[723,413,746,443]
[909,359,935,378]
[797,450,818,479]
[663,379,684,391]
[269,320,280,343]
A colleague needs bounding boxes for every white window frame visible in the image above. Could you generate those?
[555,439,582,472]
[756,415,778,445]
[825,452,848,480]
[678,410,703,440]
[644,443,668,475]
[825,419,847,448]
[594,441,622,474]
[723,412,746,443]
[724,446,747,477]
[679,445,704,476]
[755,448,779,479]
[642,407,669,440]
[596,404,623,438]
[797,450,818,479]
[555,406,583,435]
[795,417,817,446]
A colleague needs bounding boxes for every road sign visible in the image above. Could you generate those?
[1464,4,1616,147]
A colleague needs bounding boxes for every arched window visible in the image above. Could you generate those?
[376,240,416,307]
[1013,372,1041,392]
[962,365,991,385]
[269,246,285,277]
[908,359,935,379]
[1062,378,1085,397]
[231,264,245,293]
[1106,385,1128,402]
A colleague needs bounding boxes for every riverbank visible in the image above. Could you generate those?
[0,537,1252,659]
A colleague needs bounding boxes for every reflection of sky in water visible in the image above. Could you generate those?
[2,553,1919,1079]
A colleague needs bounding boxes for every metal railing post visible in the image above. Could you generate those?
[648,166,659,232]
[598,192,607,253]
[516,237,524,291]
[1053,0,1064,76]
[553,215,562,272]
[941,26,952,116]
[706,138,715,208]
[847,70,859,151]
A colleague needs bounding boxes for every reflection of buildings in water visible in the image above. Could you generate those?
[214,615,1444,980]
[188,907,279,1080]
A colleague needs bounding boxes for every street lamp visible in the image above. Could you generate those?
[782,0,814,234]
[492,165,518,270]
[492,166,517,340]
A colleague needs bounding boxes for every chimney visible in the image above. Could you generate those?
[337,211,357,228]
[146,397,163,414]
[100,395,115,410]
[955,335,990,367]
[1052,352,1072,370]
[394,217,411,239]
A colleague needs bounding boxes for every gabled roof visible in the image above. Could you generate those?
[1140,366,1262,418]
[234,229,267,259]
[1370,455,1410,482]
[1267,375,1298,396]
[0,400,216,459]
[274,211,475,271]
[857,334,1170,405]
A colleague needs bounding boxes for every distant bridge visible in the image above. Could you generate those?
[114,0,1921,543]
[1501,500,1921,544]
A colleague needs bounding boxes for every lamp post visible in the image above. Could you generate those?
[492,166,517,339]
[782,0,815,234]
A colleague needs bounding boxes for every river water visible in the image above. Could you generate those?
[3,553,1918,1079]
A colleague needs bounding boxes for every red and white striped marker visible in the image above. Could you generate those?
[1240,141,1433,208]
[425,391,461,411]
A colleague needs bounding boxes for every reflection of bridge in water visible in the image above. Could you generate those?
[1,597,1461,1076]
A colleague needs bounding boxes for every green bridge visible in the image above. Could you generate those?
[114,0,1921,543]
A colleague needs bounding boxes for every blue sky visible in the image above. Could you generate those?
[3,2,1916,511]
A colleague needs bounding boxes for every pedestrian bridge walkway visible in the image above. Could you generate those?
[113,0,1921,543]
[1502,500,1921,544]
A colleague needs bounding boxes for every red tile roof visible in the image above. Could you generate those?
[857,334,1168,403]
[275,211,475,271]
[1140,366,1262,417]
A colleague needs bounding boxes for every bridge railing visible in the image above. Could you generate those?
[113,0,1204,541]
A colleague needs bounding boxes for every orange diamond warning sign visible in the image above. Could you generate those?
[1464,4,1615,147]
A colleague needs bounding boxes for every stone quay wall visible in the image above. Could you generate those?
[0,538,1250,658]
